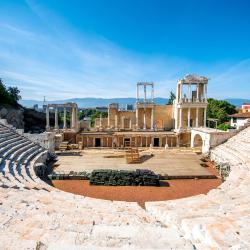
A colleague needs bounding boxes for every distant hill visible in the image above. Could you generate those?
[224,99,250,108]
[19,97,169,109]
[20,97,250,109]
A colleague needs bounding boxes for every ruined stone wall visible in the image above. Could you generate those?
[154,105,173,130]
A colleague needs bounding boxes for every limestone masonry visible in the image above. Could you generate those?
[0,113,250,249]
[0,74,250,249]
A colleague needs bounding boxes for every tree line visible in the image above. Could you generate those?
[0,79,21,107]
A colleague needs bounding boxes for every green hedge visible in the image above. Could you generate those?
[89,169,160,186]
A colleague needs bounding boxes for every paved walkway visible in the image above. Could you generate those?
[55,148,213,177]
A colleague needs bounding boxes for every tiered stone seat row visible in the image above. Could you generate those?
[0,124,49,190]
[0,122,250,249]
[145,126,250,249]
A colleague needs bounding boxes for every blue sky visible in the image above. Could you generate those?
[0,0,250,100]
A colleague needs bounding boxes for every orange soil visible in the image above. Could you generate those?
[51,161,222,208]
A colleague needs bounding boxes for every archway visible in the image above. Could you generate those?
[193,134,203,148]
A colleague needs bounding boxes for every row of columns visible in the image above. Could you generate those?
[178,107,207,129]
[110,107,155,130]
[136,82,154,103]
[179,83,207,102]
[135,107,154,130]
[46,106,78,130]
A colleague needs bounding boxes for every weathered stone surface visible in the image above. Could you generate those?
[0,123,250,249]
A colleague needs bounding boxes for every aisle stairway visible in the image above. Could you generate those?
[0,122,250,249]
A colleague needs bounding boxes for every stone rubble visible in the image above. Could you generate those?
[0,123,250,249]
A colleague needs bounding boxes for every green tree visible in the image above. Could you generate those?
[90,111,108,127]
[167,91,176,105]
[8,86,21,103]
[207,98,237,126]
[0,78,21,106]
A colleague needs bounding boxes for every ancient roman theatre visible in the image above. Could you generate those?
[0,74,250,249]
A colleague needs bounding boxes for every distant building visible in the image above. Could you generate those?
[229,112,250,129]
[242,103,250,113]
[33,104,39,111]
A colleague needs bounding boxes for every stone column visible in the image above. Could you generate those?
[136,84,139,101]
[143,109,146,130]
[135,136,138,147]
[129,119,132,129]
[188,83,191,102]
[177,136,180,147]
[46,106,50,130]
[140,137,143,147]
[204,108,207,127]
[196,108,199,127]
[72,107,75,129]
[75,106,79,130]
[179,83,182,102]
[196,83,199,102]
[188,108,191,128]
[136,108,139,129]
[159,137,162,147]
[204,84,207,101]
[144,84,147,102]
[108,108,110,128]
[100,113,103,128]
[63,107,67,130]
[151,84,154,102]
[55,107,59,130]
[115,115,118,129]
[122,116,124,129]
[179,108,182,129]
[151,107,154,130]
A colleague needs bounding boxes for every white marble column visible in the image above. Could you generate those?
[188,83,191,102]
[143,109,146,130]
[136,84,139,101]
[46,106,50,130]
[204,84,207,101]
[151,107,154,130]
[196,108,199,127]
[144,85,147,102]
[63,107,67,130]
[179,83,182,102]
[196,83,199,102]
[55,107,59,130]
[204,108,207,127]
[188,108,191,128]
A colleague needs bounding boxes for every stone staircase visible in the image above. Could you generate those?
[0,122,250,249]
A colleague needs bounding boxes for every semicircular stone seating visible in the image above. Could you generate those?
[0,123,250,249]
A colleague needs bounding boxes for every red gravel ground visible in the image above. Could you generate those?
[52,161,222,208]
